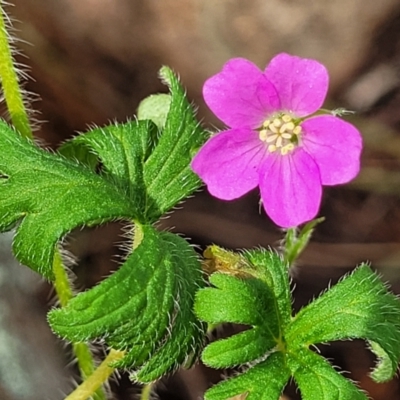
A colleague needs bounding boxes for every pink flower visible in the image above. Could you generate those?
[191,53,362,228]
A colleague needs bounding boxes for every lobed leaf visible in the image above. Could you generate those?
[0,121,137,279]
[59,119,158,218]
[204,352,290,400]
[288,348,367,400]
[48,224,206,382]
[196,250,400,399]
[60,67,208,223]
[244,249,292,327]
[143,66,209,220]
[196,250,289,368]
[286,264,400,381]
[0,66,207,280]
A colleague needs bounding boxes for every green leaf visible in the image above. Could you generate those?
[289,348,367,400]
[59,119,158,216]
[244,249,292,327]
[369,341,394,382]
[60,67,208,223]
[48,224,206,382]
[137,93,171,129]
[0,121,137,279]
[143,66,209,220]
[204,352,290,400]
[0,66,207,278]
[195,249,400,399]
[195,250,289,368]
[202,246,291,326]
[286,264,400,381]
[196,273,280,367]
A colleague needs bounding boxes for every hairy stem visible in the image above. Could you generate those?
[282,217,324,266]
[133,223,144,249]
[0,3,32,138]
[0,4,116,399]
[64,349,126,400]
[52,249,73,307]
[53,250,107,400]
[140,383,153,400]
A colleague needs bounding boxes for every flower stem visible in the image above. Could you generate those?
[0,3,32,139]
[64,349,126,400]
[53,250,107,400]
[282,217,324,266]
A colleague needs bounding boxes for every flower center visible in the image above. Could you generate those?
[258,114,302,155]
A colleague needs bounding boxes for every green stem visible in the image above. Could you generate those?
[282,217,325,267]
[53,250,107,400]
[61,223,143,399]
[0,3,32,139]
[133,223,144,249]
[52,249,73,307]
[140,383,153,400]
[0,5,113,399]
[64,349,126,400]
[282,228,298,267]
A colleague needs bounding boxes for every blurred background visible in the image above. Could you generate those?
[2,0,400,398]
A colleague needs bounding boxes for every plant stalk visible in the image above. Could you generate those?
[140,383,153,400]
[53,250,107,400]
[64,349,126,400]
[0,3,32,138]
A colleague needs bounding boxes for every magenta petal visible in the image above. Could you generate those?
[264,53,329,117]
[259,150,322,228]
[203,58,280,129]
[301,115,362,185]
[191,128,266,200]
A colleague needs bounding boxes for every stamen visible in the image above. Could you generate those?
[269,124,279,134]
[293,126,302,135]
[259,129,268,141]
[262,120,271,128]
[266,134,278,143]
[281,143,294,155]
[285,122,295,131]
[273,118,282,127]
[259,114,301,155]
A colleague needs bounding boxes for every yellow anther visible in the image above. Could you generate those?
[262,120,271,128]
[265,134,277,143]
[259,129,268,141]
[293,126,302,135]
[281,143,294,155]
[269,124,279,134]
[273,118,282,127]
[281,122,295,132]
[260,114,301,155]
